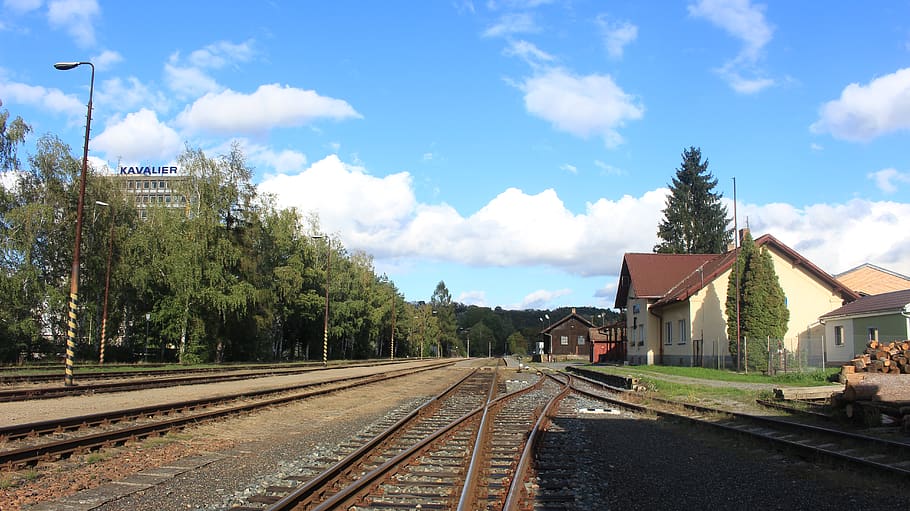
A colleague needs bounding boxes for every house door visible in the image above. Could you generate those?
[693,339,703,367]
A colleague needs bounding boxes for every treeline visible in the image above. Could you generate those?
[0,110,618,365]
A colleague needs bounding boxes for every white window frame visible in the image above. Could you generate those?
[834,325,844,346]
[665,322,672,345]
[678,319,686,344]
[560,335,569,346]
[868,327,878,343]
[577,335,585,345]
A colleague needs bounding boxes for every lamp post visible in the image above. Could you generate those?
[144,312,150,363]
[311,235,330,367]
[55,60,94,386]
[96,201,112,365]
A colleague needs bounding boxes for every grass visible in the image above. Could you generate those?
[1,469,41,489]
[586,363,840,386]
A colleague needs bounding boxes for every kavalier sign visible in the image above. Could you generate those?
[119,166,179,175]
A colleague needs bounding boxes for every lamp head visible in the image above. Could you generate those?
[54,62,81,70]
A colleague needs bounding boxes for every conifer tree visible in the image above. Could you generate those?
[655,147,732,254]
[725,232,789,371]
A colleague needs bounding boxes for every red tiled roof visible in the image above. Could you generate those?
[614,253,716,308]
[614,234,859,310]
[820,288,910,319]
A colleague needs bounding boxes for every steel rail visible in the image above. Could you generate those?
[564,373,910,479]
[0,360,420,402]
[455,367,501,511]
[263,369,480,511]
[0,359,413,386]
[502,381,571,511]
[287,372,548,511]
[0,361,455,469]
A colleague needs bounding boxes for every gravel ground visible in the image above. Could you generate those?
[6,360,908,511]
[2,362,468,511]
[543,393,910,510]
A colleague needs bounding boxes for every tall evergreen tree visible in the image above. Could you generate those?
[725,231,789,371]
[655,146,732,254]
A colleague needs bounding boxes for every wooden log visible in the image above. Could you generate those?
[841,364,855,375]
[773,386,842,400]
[868,340,879,350]
[842,373,910,402]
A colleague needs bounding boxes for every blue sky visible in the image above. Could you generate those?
[2,1,910,311]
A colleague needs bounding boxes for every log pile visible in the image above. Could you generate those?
[844,340,910,374]
[833,370,910,431]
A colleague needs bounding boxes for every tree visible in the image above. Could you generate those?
[655,146,732,254]
[506,331,527,356]
[430,281,457,356]
[725,231,789,371]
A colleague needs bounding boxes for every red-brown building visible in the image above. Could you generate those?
[589,320,627,363]
[540,308,594,361]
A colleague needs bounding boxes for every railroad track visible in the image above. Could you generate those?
[0,360,422,402]
[0,359,415,386]
[0,360,455,469]
[559,371,910,480]
[224,365,568,511]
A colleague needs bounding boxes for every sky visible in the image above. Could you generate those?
[2,1,910,311]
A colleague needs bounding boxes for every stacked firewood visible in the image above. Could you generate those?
[844,340,910,374]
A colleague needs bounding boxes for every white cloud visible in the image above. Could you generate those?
[162,41,254,100]
[258,155,416,241]
[92,50,122,71]
[98,76,169,114]
[164,55,222,99]
[520,67,643,147]
[188,39,255,69]
[810,68,910,142]
[596,16,638,59]
[47,0,99,48]
[520,288,571,310]
[503,39,554,67]
[0,80,84,116]
[176,83,361,135]
[91,109,183,163]
[688,0,775,93]
[594,160,625,176]
[868,168,910,194]
[560,163,577,174]
[259,155,910,306]
[483,12,537,38]
[740,198,910,277]
[230,139,307,173]
[457,290,487,307]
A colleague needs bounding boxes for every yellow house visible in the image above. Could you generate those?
[615,233,858,367]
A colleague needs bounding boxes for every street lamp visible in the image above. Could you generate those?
[311,235,330,366]
[55,60,94,386]
[96,201,112,365]
[144,312,150,363]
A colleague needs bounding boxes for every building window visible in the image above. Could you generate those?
[159,180,165,189]
[638,327,644,346]
[868,327,878,343]
[165,195,171,204]
[143,181,150,189]
[665,322,672,345]
[678,319,686,344]
[834,326,844,346]
[560,335,568,346]
[128,180,134,189]
[577,335,585,345]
